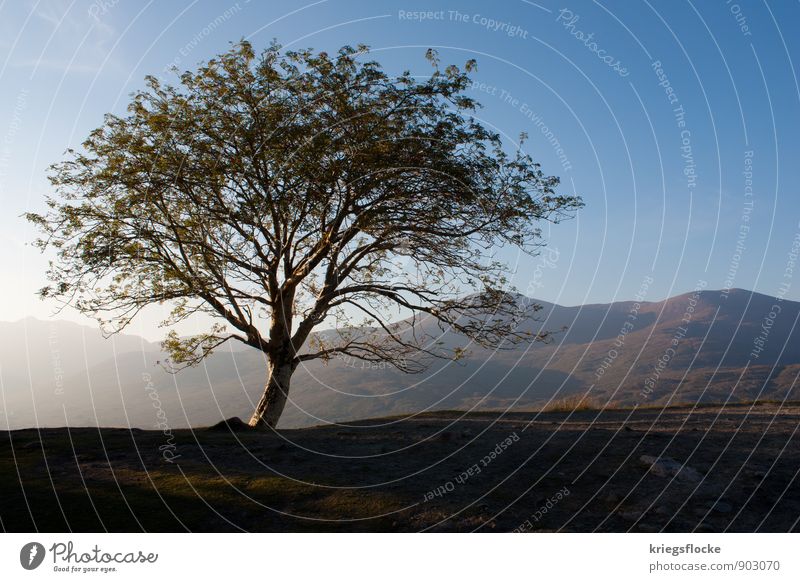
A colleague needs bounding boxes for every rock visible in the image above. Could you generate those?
[640,455,702,483]
[653,505,672,516]
[710,501,733,514]
[207,417,251,432]
[618,510,642,521]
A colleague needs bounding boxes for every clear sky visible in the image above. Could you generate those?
[1,0,798,340]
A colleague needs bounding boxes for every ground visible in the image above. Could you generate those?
[1,402,798,532]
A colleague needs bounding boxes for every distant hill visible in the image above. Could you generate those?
[1,288,799,429]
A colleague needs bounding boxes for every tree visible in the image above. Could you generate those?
[27,41,582,428]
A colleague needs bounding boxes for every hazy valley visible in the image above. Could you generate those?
[2,288,798,431]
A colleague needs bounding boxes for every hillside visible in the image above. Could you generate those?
[1,288,799,430]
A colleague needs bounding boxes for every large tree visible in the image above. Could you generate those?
[28,41,582,428]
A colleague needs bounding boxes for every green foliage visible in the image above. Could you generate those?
[27,40,582,377]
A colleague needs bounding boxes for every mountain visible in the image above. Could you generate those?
[1,288,799,430]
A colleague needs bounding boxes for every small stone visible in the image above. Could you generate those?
[618,510,642,521]
[710,501,733,514]
[207,417,251,432]
[653,505,671,516]
[640,455,702,483]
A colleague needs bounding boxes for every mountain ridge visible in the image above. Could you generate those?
[1,287,798,429]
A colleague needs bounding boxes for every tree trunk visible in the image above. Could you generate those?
[248,359,297,429]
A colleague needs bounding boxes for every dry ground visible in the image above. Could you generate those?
[1,402,798,532]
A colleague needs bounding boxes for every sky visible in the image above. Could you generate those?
[0,0,798,341]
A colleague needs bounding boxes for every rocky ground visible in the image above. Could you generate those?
[1,402,798,532]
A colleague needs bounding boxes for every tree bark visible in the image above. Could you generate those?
[248,358,297,429]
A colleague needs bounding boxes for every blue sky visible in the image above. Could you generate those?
[1,0,798,339]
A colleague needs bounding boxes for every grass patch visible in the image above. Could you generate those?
[541,394,604,413]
